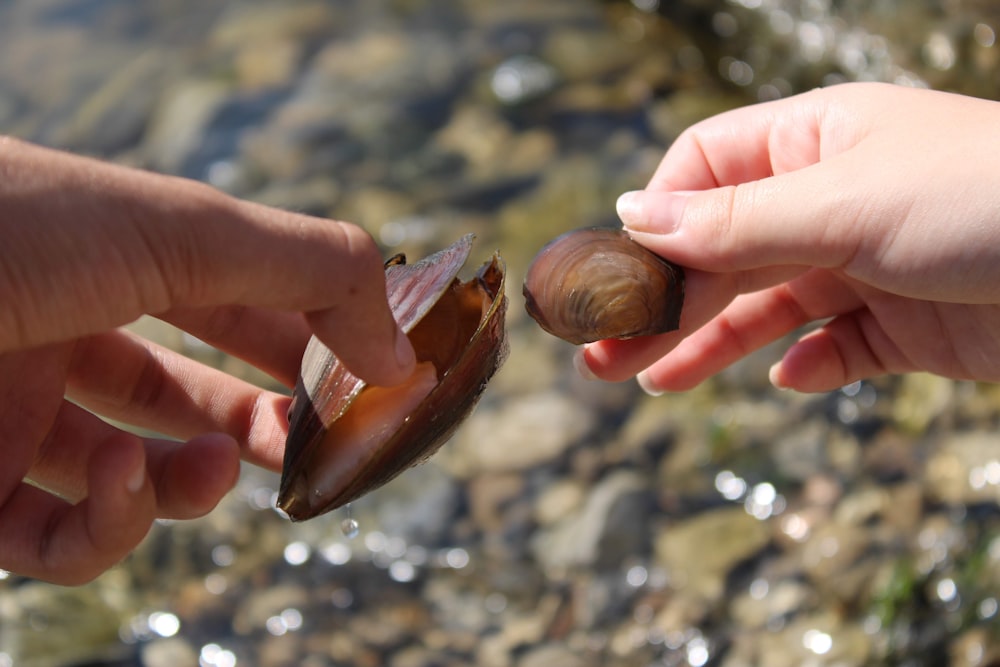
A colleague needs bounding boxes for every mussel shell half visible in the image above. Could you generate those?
[522,227,684,345]
[278,234,508,521]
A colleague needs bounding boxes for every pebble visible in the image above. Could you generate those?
[232,584,309,635]
[141,638,198,667]
[517,643,593,667]
[442,390,596,477]
[926,432,1000,505]
[654,507,771,604]
[142,78,233,174]
[730,579,815,629]
[531,470,650,570]
[533,479,586,526]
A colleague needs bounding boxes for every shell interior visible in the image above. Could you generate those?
[278,234,508,521]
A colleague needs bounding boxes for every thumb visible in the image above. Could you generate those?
[616,164,863,273]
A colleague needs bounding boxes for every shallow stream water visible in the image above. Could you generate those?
[2,1,1000,666]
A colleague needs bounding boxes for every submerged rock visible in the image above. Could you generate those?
[654,507,771,604]
[531,470,651,570]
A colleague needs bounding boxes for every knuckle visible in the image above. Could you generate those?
[336,223,383,273]
[693,185,744,266]
[200,305,248,344]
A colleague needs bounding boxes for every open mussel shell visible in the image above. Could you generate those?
[522,227,685,345]
[278,234,508,521]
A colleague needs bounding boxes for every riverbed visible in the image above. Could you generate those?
[2,1,1000,666]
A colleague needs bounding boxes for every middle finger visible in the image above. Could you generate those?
[635,270,868,392]
[159,305,312,388]
[65,329,290,467]
[582,264,807,381]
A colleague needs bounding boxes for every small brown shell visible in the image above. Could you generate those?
[278,234,508,521]
[522,227,684,345]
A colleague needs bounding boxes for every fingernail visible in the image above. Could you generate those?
[573,348,598,381]
[768,362,788,390]
[616,191,644,226]
[126,454,146,493]
[637,370,664,397]
[618,190,693,234]
[394,327,416,371]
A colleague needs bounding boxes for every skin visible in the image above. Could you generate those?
[0,136,416,584]
[580,83,1000,394]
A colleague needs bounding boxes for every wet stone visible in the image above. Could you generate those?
[925,431,1000,505]
[142,78,234,174]
[468,473,528,533]
[654,507,771,604]
[892,372,957,433]
[442,390,596,477]
[141,637,198,667]
[232,584,309,635]
[533,479,586,526]
[531,470,651,571]
[517,642,593,667]
[730,579,815,629]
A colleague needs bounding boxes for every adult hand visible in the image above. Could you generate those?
[0,136,416,584]
[580,83,1000,394]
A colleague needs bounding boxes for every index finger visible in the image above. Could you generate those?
[645,88,836,193]
[0,138,414,386]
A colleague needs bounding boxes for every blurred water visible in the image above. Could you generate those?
[2,1,1000,666]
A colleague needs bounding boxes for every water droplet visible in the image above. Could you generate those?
[341,507,360,538]
[341,518,359,539]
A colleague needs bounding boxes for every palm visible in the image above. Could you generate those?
[860,292,1000,381]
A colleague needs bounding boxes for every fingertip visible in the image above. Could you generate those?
[348,326,416,387]
[195,432,242,486]
[616,190,644,227]
[85,434,156,569]
[125,447,147,494]
[393,326,417,379]
[161,434,241,519]
[636,370,665,397]
[618,190,692,235]
[91,433,148,501]
[775,328,850,393]
[768,361,790,391]
[573,347,598,381]
[575,336,676,384]
[576,342,626,382]
[0,435,157,586]
[306,308,416,387]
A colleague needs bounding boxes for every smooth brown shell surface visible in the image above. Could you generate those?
[522,227,685,345]
[278,234,508,521]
